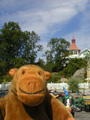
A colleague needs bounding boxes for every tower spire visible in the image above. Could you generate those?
[69,36,79,50]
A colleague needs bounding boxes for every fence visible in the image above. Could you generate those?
[47,82,90,90]
[0,82,11,90]
[0,82,90,91]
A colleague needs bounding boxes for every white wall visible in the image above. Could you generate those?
[47,82,89,90]
[0,82,90,91]
[0,82,11,90]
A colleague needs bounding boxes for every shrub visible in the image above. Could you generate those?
[67,77,81,93]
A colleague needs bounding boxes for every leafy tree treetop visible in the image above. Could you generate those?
[0,22,25,60]
[23,31,43,64]
[0,22,43,82]
[45,38,70,72]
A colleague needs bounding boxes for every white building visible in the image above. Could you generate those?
[68,36,90,59]
[68,36,90,81]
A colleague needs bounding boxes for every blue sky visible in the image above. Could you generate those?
[0,0,90,61]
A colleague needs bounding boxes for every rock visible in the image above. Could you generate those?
[73,68,85,79]
[61,78,68,83]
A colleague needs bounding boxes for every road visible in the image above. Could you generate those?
[74,111,90,120]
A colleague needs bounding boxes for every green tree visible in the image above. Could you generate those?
[36,58,45,69]
[48,75,58,83]
[45,38,70,72]
[22,31,43,64]
[59,58,87,78]
[0,22,26,76]
[0,22,43,82]
[67,77,80,93]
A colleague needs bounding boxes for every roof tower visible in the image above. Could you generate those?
[69,36,79,50]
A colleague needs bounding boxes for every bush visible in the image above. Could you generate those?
[48,74,59,83]
[67,77,80,93]
[0,75,12,83]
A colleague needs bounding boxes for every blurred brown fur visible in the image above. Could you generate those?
[0,64,74,120]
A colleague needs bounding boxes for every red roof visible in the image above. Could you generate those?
[69,36,79,50]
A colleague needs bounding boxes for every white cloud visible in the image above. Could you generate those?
[0,0,90,61]
[0,0,88,35]
[64,2,90,51]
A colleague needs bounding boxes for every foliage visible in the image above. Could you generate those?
[0,22,25,75]
[48,74,59,83]
[10,57,26,68]
[0,75,12,83]
[47,72,62,83]
[45,38,70,72]
[59,58,87,78]
[67,77,81,93]
[0,22,43,82]
[0,22,87,83]
[36,58,45,69]
[22,31,43,64]
[44,62,57,72]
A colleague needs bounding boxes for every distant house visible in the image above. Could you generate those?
[68,36,90,81]
[68,36,90,59]
[79,48,90,58]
